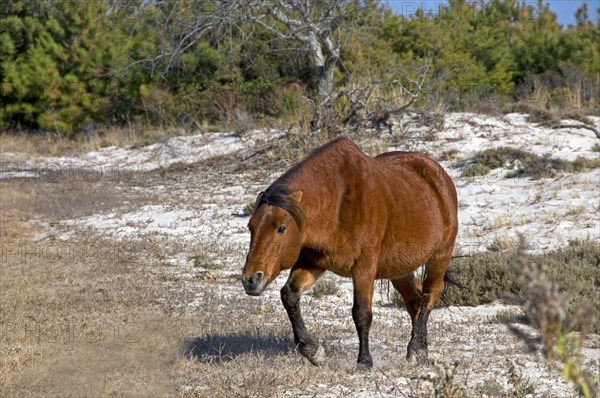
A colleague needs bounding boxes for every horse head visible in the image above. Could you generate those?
[242,188,304,296]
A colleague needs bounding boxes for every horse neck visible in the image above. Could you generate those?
[285,148,363,247]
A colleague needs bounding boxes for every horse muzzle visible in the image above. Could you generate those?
[242,271,270,296]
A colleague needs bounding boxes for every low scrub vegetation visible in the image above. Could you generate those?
[311,279,340,299]
[505,238,598,398]
[438,240,600,334]
[460,147,600,179]
[1,154,597,396]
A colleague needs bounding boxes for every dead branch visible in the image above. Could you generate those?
[557,123,600,139]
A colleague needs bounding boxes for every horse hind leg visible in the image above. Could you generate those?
[390,273,422,325]
[406,252,452,364]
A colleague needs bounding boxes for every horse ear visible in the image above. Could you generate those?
[254,191,265,206]
[289,190,303,203]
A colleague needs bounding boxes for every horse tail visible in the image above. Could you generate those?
[444,267,464,290]
[438,267,465,308]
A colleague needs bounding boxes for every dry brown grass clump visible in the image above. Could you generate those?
[502,102,598,127]
[0,126,187,157]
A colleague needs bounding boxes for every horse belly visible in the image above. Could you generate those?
[376,193,445,279]
[375,245,435,279]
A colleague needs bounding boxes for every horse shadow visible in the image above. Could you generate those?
[180,333,295,364]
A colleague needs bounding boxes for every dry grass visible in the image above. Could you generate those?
[505,237,598,397]
[0,172,474,397]
[0,174,181,396]
[0,126,188,158]
[311,279,340,298]
[459,163,490,178]
[0,171,165,224]
[502,101,599,126]
[0,169,380,397]
[0,230,177,396]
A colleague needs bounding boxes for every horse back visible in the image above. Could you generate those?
[375,151,457,208]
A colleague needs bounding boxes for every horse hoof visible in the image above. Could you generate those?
[406,349,431,365]
[299,342,325,366]
[306,344,325,366]
[356,360,374,371]
[407,351,430,365]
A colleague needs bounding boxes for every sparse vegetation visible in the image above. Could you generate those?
[311,279,339,299]
[424,361,467,398]
[566,205,586,217]
[206,263,223,271]
[505,237,598,398]
[507,359,537,397]
[1,72,598,397]
[242,201,256,216]
[440,251,520,307]
[491,308,525,324]
[440,149,459,161]
[486,236,519,252]
[442,240,600,335]
[459,147,600,179]
[460,163,490,178]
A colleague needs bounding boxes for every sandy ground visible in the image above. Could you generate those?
[1,112,598,396]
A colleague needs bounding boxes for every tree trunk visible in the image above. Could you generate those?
[308,32,339,129]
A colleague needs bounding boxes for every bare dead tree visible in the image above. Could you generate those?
[107,0,229,81]
[336,62,430,131]
[221,0,360,128]
[226,0,429,130]
[123,0,428,131]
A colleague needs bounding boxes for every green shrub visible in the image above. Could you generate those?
[444,240,600,334]
[2,0,598,135]
[312,279,339,298]
[442,251,520,307]
[460,163,491,178]
[459,147,600,179]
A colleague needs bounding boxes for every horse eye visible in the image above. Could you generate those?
[277,226,286,234]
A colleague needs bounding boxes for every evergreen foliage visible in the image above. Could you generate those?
[1,0,598,136]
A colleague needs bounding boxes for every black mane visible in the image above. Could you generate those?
[255,183,306,230]
[253,137,357,230]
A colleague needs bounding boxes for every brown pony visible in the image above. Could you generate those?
[242,137,458,368]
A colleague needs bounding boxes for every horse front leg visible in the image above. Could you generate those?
[280,262,325,366]
[352,256,377,369]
